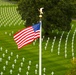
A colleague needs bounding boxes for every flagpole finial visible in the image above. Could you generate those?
[39,7,44,18]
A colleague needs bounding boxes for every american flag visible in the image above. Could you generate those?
[14,23,40,49]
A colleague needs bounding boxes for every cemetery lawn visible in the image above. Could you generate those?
[0,0,76,75]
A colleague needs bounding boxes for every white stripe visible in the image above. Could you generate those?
[14,30,34,42]
[17,33,35,45]
[14,28,33,40]
[14,27,32,38]
[18,37,34,48]
[18,39,34,49]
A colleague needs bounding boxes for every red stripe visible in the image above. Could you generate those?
[18,38,34,49]
[17,33,35,45]
[14,30,34,43]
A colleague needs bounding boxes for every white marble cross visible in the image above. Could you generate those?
[12,31,14,34]
[14,59,17,64]
[29,60,31,65]
[17,73,20,75]
[0,72,3,75]
[12,64,15,69]
[26,71,29,75]
[19,67,22,72]
[43,68,46,72]
[27,66,30,70]
[8,56,11,60]
[22,57,25,62]
[0,47,2,51]
[9,33,11,36]
[51,71,54,75]
[16,54,19,59]
[21,62,23,67]
[5,49,8,53]
[2,53,5,58]
[0,58,2,62]
[35,69,37,74]
[5,32,7,35]
[10,69,13,74]
[3,66,6,71]
[36,64,38,69]
[6,61,8,65]
[11,52,13,56]
[65,53,67,58]
[58,51,60,55]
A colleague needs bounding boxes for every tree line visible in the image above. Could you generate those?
[9,0,76,35]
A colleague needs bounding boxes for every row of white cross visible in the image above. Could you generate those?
[72,28,76,60]
[1,46,52,75]
[64,30,71,58]
[4,31,14,36]
[51,36,56,52]
[0,6,25,28]
[58,31,64,55]
[33,26,76,59]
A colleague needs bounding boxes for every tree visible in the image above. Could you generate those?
[17,0,75,35]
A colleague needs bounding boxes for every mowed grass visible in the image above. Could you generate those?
[0,1,76,75]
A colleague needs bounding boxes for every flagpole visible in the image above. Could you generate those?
[39,7,43,75]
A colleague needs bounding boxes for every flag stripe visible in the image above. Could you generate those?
[18,37,34,48]
[14,29,34,43]
[17,33,35,45]
[14,27,33,40]
[18,38,34,49]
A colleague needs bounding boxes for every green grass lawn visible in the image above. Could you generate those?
[0,0,76,75]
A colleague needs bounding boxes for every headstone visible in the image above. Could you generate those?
[0,47,2,51]
[51,48,53,52]
[43,73,46,75]
[29,60,31,65]
[27,66,30,70]
[0,58,2,62]
[19,67,22,72]
[5,32,7,35]
[45,46,46,50]
[26,71,29,75]
[9,33,11,36]
[21,62,23,67]
[18,73,20,75]
[73,57,75,60]
[12,31,14,34]
[5,49,8,53]
[58,51,60,55]
[14,59,17,64]
[72,53,74,57]
[22,57,25,62]
[36,64,38,69]
[43,68,46,72]
[35,69,37,74]
[65,54,67,58]
[2,53,5,58]
[6,61,8,65]
[16,55,19,59]
[33,42,35,45]
[0,72,3,75]
[3,66,6,71]
[10,69,13,74]
[11,52,13,56]
[51,71,54,75]
[8,56,11,60]
[12,64,15,69]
